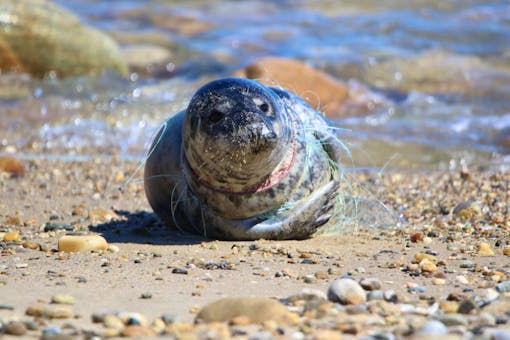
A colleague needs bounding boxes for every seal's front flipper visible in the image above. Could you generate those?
[247,180,341,239]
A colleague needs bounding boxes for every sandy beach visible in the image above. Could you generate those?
[1,158,510,338]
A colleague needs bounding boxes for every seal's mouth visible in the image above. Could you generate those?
[184,140,297,195]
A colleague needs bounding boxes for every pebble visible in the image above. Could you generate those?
[367,290,384,301]
[196,297,298,324]
[383,290,398,303]
[51,294,75,305]
[107,244,120,253]
[432,278,446,285]
[456,275,469,284]
[172,268,188,275]
[360,278,382,291]
[327,278,367,305]
[116,312,148,327]
[503,247,510,256]
[21,240,40,250]
[437,314,468,326]
[103,315,124,330]
[120,325,157,337]
[460,260,474,268]
[25,304,73,319]
[414,253,436,263]
[420,260,437,273]
[457,299,477,314]
[477,242,495,256]
[58,234,108,253]
[496,281,510,293]
[417,320,448,336]
[440,300,459,313]
[5,320,28,335]
[3,230,20,242]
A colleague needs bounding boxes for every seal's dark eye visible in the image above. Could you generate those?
[259,103,270,113]
[208,109,224,124]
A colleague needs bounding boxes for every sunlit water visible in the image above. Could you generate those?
[2,0,510,170]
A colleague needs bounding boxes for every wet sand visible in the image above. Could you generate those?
[1,158,510,338]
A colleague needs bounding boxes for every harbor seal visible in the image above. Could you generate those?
[144,78,345,240]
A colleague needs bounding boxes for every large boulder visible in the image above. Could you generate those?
[0,0,127,78]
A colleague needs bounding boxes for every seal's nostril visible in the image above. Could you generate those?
[209,109,224,124]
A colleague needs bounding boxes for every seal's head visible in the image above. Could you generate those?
[182,78,294,193]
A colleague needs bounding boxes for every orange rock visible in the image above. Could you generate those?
[234,57,349,117]
[0,157,26,176]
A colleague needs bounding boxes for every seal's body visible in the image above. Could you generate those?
[144,78,344,240]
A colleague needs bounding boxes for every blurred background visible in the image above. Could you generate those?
[1,0,510,170]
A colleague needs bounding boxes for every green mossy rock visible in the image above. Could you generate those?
[0,0,127,78]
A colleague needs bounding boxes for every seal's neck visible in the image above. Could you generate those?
[183,140,296,195]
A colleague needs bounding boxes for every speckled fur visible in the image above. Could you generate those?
[144,78,342,240]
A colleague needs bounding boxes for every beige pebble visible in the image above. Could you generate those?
[196,297,297,325]
[120,325,157,337]
[102,327,120,338]
[420,260,437,273]
[25,304,73,319]
[423,236,433,244]
[103,315,124,330]
[503,247,510,256]
[21,241,40,250]
[164,322,195,336]
[456,275,469,284]
[58,234,108,253]
[439,300,459,314]
[107,244,120,253]
[51,294,75,305]
[432,278,446,285]
[151,318,166,334]
[88,208,120,222]
[414,253,436,263]
[3,231,20,242]
[478,242,494,256]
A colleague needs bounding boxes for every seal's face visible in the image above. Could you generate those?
[182,78,294,192]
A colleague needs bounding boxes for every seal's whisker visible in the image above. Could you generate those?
[170,180,186,234]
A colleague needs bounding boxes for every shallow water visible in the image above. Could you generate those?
[2,0,510,170]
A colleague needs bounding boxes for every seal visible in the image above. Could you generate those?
[144,78,345,240]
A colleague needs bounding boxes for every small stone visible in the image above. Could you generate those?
[171,268,188,275]
[26,304,73,319]
[453,201,480,220]
[410,232,424,243]
[196,297,297,325]
[58,234,108,253]
[457,299,477,314]
[420,260,437,273]
[414,253,436,263]
[327,278,367,305]
[383,290,398,303]
[15,263,28,269]
[107,244,120,253]
[116,312,148,326]
[5,320,28,335]
[3,230,20,242]
[418,320,448,336]
[496,281,510,293]
[120,325,157,337]
[140,292,152,299]
[51,294,75,305]
[478,242,495,256]
[367,290,384,301]
[88,208,121,222]
[503,247,510,256]
[439,300,459,313]
[0,156,25,176]
[22,241,40,250]
[359,278,381,291]
[151,318,166,334]
[437,314,468,326]
[314,330,343,340]
[432,278,446,285]
[460,260,474,268]
[103,315,124,330]
[456,275,469,284]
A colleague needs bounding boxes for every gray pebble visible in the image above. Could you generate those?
[383,290,398,303]
[172,268,188,275]
[496,281,510,293]
[460,260,474,268]
[457,299,477,314]
[418,320,448,336]
[437,314,468,326]
[327,278,366,305]
[367,290,384,301]
[360,278,382,291]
